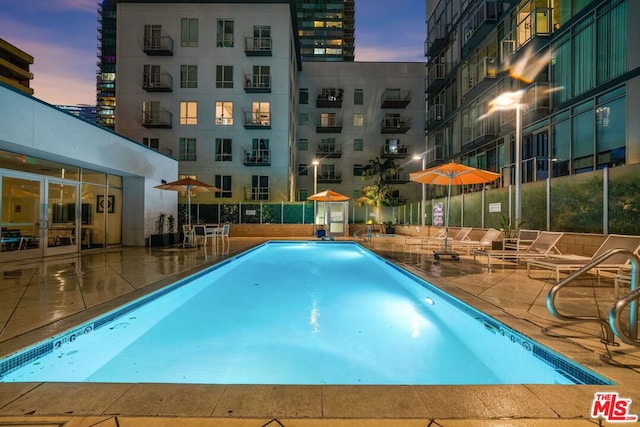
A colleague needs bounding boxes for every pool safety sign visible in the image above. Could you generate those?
[591,392,638,422]
[433,202,444,226]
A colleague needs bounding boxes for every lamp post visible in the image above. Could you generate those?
[413,154,426,227]
[312,159,319,228]
[488,90,525,233]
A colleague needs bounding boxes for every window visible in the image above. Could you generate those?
[180,101,197,125]
[252,25,271,51]
[180,65,197,88]
[353,114,364,126]
[353,138,363,151]
[181,18,198,47]
[298,112,309,125]
[320,164,337,180]
[251,65,270,89]
[216,65,233,89]
[353,164,363,176]
[143,65,161,88]
[251,175,269,201]
[215,101,233,125]
[252,102,270,125]
[217,19,234,47]
[142,101,161,125]
[354,89,363,105]
[298,138,308,150]
[298,163,308,176]
[214,175,232,198]
[215,138,233,161]
[179,137,196,161]
[320,113,338,127]
[298,189,309,201]
[142,137,159,150]
[143,25,162,50]
[299,88,309,104]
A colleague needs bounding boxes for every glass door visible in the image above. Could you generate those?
[1,175,44,260]
[46,180,80,256]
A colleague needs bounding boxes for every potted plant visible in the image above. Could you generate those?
[148,212,176,247]
[382,219,395,234]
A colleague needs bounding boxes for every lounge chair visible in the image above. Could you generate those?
[527,234,640,283]
[422,227,471,249]
[405,227,442,245]
[446,228,502,254]
[473,231,564,268]
[503,229,540,251]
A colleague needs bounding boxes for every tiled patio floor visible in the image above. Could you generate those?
[1,236,639,426]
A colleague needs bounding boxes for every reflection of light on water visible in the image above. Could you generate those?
[309,300,320,333]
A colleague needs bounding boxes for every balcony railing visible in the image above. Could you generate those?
[380,143,409,159]
[381,90,411,108]
[462,0,500,55]
[500,3,553,63]
[143,36,173,56]
[317,171,342,183]
[386,172,410,184]
[243,148,271,166]
[317,88,344,108]
[142,110,172,128]
[380,116,411,134]
[425,104,445,130]
[316,144,342,158]
[243,112,271,129]
[244,37,272,56]
[316,117,342,133]
[462,116,498,147]
[143,73,173,92]
[463,56,497,94]
[244,74,271,93]
[426,62,448,93]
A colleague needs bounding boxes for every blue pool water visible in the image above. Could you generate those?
[0,241,610,385]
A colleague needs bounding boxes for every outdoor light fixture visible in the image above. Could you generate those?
[312,159,319,194]
[413,154,427,227]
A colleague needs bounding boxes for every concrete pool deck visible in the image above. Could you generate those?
[1,236,640,426]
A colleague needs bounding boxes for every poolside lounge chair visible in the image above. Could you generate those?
[473,231,564,268]
[405,227,442,245]
[422,227,471,249]
[503,229,540,251]
[527,234,640,283]
[446,228,503,254]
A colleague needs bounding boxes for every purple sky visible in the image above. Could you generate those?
[0,0,426,106]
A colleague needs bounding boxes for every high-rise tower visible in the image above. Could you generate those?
[97,0,117,129]
[297,0,355,61]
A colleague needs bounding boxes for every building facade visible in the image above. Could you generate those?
[97,0,117,130]
[0,37,34,96]
[425,0,640,186]
[296,0,355,62]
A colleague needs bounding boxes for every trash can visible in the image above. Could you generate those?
[317,228,326,238]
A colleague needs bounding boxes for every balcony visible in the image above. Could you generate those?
[244,37,272,56]
[142,110,172,128]
[243,112,271,129]
[381,90,411,108]
[426,62,448,94]
[243,148,271,166]
[522,82,551,123]
[425,104,445,131]
[462,116,498,149]
[244,186,270,201]
[500,2,554,64]
[244,74,271,93]
[380,116,411,134]
[462,0,501,58]
[316,144,342,159]
[143,73,172,92]
[316,88,344,108]
[317,171,342,184]
[386,172,410,184]
[425,144,444,165]
[143,36,173,56]
[380,142,409,159]
[316,117,342,133]
[462,56,497,97]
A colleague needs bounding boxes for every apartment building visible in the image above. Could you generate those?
[425,0,640,182]
[0,37,34,96]
[296,62,425,204]
[114,0,301,203]
[297,0,355,62]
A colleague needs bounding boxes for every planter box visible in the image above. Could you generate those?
[147,232,179,247]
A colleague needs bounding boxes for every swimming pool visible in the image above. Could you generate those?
[0,241,610,385]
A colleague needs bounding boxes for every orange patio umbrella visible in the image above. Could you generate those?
[410,161,500,260]
[154,178,220,246]
[307,189,350,202]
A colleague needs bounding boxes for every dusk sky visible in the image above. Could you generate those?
[0,0,426,106]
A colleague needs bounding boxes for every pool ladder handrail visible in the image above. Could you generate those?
[546,248,640,346]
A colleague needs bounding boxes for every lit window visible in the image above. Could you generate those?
[180,101,197,125]
[216,101,233,125]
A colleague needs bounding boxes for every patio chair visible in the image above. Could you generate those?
[422,227,471,249]
[192,225,207,246]
[447,228,503,254]
[527,234,640,283]
[182,224,194,245]
[473,231,564,268]
[213,223,230,244]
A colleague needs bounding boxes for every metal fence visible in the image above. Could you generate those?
[180,163,640,235]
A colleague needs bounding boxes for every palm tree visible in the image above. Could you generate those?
[356,157,399,207]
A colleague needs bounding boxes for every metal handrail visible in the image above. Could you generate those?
[547,248,640,346]
[610,254,640,346]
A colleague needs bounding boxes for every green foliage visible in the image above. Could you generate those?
[357,157,400,207]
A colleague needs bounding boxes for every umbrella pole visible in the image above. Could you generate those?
[444,180,452,251]
[187,186,192,246]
